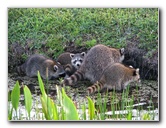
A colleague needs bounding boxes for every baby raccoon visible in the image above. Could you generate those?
[63,44,125,86]
[87,63,140,94]
[57,52,86,77]
[17,54,65,80]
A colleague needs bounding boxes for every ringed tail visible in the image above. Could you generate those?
[65,64,73,75]
[86,81,104,95]
[63,70,84,86]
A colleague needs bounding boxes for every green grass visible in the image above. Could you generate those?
[8,8,158,58]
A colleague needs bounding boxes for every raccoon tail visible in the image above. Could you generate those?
[16,63,26,76]
[63,70,84,86]
[86,81,104,95]
[65,64,76,76]
[16,65,24,75]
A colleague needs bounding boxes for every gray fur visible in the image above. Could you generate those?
[64,44,125,85]
[17,54,65,80]
[87,63,140,94]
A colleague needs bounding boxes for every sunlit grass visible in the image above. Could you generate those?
[8,8,158,58]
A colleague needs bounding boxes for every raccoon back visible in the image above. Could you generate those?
[80,44,124,83]
[87,63,140,94]
[18,54,65,80]
[57,52,71,66]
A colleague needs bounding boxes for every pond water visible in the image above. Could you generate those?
[8,73,159,121]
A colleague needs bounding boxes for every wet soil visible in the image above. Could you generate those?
[8,72,159,111]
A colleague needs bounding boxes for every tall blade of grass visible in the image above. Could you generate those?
[111,90,115,119]
[11,81,20,119]
[142,113,151,120]
[37,71,47,99]
[8,106,13,120]
[50,98,59,120]
[23,85,32,120]
[126,86,134,120]
[62,88,79,120]
[102,90,108,120]
[8,90,13,120]
[56,85,64,120]
[38,71,53,120]
[82,100,87,120]
[8,91,11,101]
[96,92,105,120]
[127,112,132,120]
[40,95,50,120]
[87,96,95,120]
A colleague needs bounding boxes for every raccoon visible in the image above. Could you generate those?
[87,63,140,94]
[17,54,65,80]
[57,52,86,77]
[63,44,125,85]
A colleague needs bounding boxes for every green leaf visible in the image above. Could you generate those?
[50,99,59,120]
[142,113,151,120]
[38,71,47,100]
[23,85,32,119]
[87,96,95,120]
[82,101,87,120]
[11,81,20,112]
[62,88,79,120]
[8,91,11,101]
[40,96,50,120]
[127,111,132,120]
[8,106,13,120]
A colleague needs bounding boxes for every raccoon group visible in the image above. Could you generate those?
[63,44,140,94]
[17,52,86,80]
[17,44,140,95]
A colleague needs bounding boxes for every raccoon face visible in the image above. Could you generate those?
[132,68,140,82]
[70,52,86,69]
[50,62,65,79]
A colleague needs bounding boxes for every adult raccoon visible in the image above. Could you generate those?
[57,52,86,77]
[87,63,140,94]
[17,54,65,80]
[63,44,124,85]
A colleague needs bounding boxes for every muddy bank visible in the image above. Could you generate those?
[122,41,158,80]
[8,41,158,81]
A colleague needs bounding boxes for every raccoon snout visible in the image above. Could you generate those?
[76,64,80,67]
[59,72,66,77]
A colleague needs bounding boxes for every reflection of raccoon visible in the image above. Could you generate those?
[63,44,125,85]
[87,63,140,94]
[17,54,65,80]
[57,52,86,77]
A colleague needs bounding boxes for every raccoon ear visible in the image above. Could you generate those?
[136,68,139,73]
[133,68,139,76]
[81,52,86,57]
[70,54,75,58]
[129,65,133,68]
[53,65,58,71]
[120,48,125,55]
